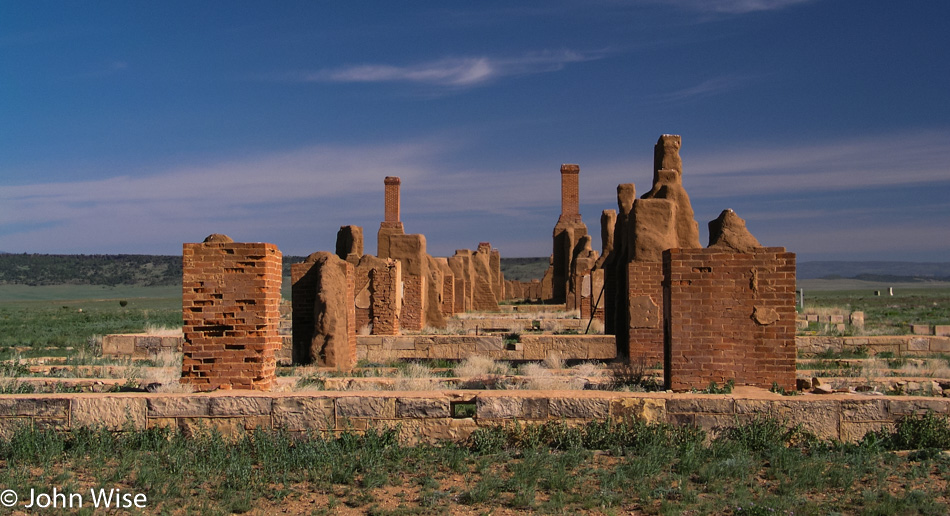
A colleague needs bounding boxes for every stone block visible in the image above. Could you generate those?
[734,399,774,415]
[887,398,950,416]
[209,396,273,417]
[912,324,932,335]
[840,399,887,422]
[548,397,609,419]
[587,337,619,360]
[0,398,69,418]
[522,398,550,419]
[396,397,451,418]
[475,337,505,353]
[772,400,839,440]
[147,397,211,417]
[805,314,819,322]
[476,396,524,419]
[102,335,135,356]
[908,338,930,352]
[840,421,894,443]
[72,397,147,430]
[396,417,478,445]
[609,398,666,424]
[272,397,335,431]
[666,397,735,415]
[830,315,845,323]
[336,396,395,418]
[935,326,950,337]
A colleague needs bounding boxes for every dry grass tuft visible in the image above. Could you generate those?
[393,362,445,390]
[456,356,510,378]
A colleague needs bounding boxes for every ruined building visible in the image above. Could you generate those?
[182,134,795,393]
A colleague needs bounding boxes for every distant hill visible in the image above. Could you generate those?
[797,261,950,280]
[0,254,181,286]
[2,254,946,287]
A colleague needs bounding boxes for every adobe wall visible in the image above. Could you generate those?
[551,164,588,303]
[3,391,944,445]
[291,253,357,370]
[664,248,797,392]
[182,239,282,391]
[390,234,428,331]
[352,256,401,336]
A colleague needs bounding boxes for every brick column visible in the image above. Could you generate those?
[384,176,401,223]
[182,236,281,391]
[558,164,580,223]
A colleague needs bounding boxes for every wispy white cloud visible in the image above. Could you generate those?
[680,131,950,198]
[650,74,760,103]
[300,49,602,87]
[663,0,815,14]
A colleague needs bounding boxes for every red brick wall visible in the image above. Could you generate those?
[627,261,664,366]
[182,242,281,391]
[370,260,400,335]
[663,248,796,391]
[401,274,425,331]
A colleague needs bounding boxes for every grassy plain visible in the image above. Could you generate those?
[799,280,950,331]
[0,285,181,357]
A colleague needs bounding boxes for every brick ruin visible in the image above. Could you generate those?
[180,134,796,392]
[181,235,282,390]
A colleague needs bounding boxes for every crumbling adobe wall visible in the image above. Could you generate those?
[473,243,500,311]
[390,234,428,331]
[336,225,363,262]
[663,247,796,392]
[291,252,357,370]
[182,235,281,391]
[448,251,474,313]
[352,255,401,336]
[435,258,456,318]
[550,164,589,303]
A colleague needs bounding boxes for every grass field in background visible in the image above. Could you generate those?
[0,286,182,355]
[799,281,950,330]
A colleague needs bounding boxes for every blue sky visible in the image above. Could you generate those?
[2,0,948,261]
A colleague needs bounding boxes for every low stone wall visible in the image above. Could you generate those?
[101,334,183,359]
[2,391,946,444]
[357,335,616,362]
[450,317,585,333]
[797,335,950,356]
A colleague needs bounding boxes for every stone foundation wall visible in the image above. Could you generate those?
[2,391,945,445]
[797,335,950,356]
[357,334,617,362]
[101,334,182,359]
[182,241,281,391]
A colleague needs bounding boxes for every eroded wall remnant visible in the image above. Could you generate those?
[291,252,357,370]
[548,164,589,304]
[182,234,282,390]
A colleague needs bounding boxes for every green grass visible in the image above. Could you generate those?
[799,285,950,332]
[0,291,181,355]
[1,416,949,514]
